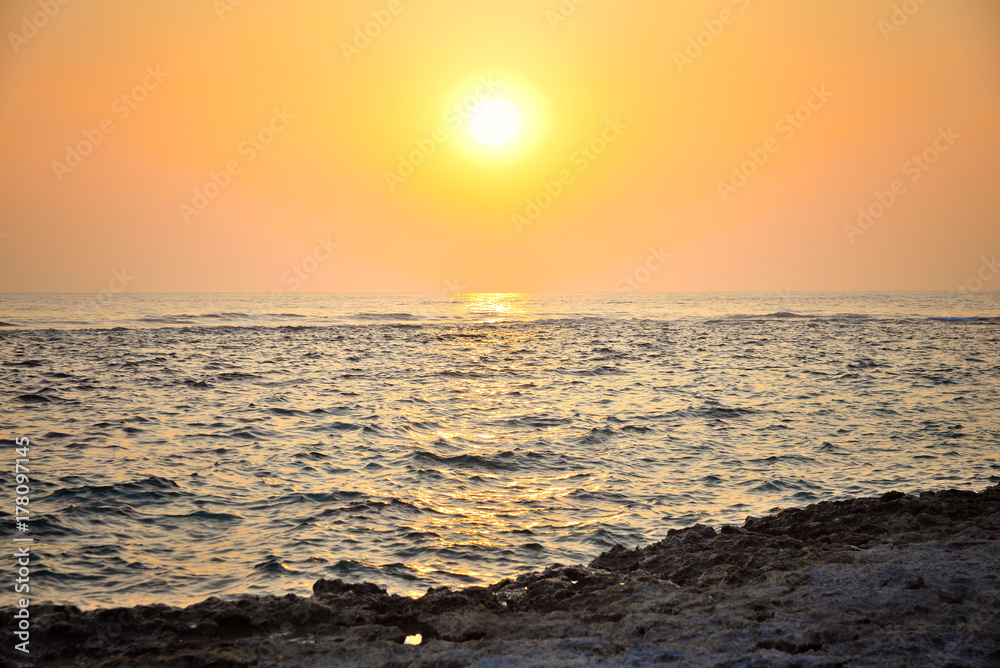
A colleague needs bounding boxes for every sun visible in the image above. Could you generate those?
[442,73,549,166]
[469,98,522,146]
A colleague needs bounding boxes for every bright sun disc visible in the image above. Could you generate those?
[469,99,521,146]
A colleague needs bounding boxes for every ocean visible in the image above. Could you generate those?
[1,292,998,609]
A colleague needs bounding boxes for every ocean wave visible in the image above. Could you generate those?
[5,359,43,367]
[196,312,251,319]
[412,450,518,471]
[217,371,262,381]
[498,414,572,428]
[580,427,617,444]
[657,403,759,420]
[136,315,198,324]
[45,475,186,502]
[572,364,625,376]
[762,311,813,319]
[352,312,419,321]
[253,558,298,574]
[16,389,69,403]
[928,316,1000,323]
[314,497,433,518]
[267,407,308,416]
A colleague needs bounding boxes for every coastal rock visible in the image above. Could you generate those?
[8,485,999,667]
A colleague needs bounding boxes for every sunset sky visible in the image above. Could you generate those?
[1,0,998,293]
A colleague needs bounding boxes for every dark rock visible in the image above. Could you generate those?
[6,484,998,667]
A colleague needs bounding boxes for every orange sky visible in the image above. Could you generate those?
[1,0,998,293]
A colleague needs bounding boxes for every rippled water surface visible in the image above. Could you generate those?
[2,292,998,608]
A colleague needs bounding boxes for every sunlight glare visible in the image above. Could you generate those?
[469,99,522,146]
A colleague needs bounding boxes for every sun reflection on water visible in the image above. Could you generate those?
[459,292,531,321]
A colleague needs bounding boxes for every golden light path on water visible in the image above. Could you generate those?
[297,296,717,596]
[297,292,628,596]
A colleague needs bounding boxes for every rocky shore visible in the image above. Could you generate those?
[7,485,1000,667]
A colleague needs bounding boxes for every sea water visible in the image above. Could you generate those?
[1,292,997,608]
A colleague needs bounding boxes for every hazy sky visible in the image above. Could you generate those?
[1,0,998,293]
